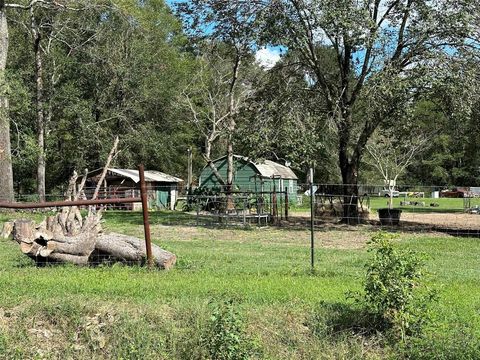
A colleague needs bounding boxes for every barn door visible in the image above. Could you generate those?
[156,190,169,209]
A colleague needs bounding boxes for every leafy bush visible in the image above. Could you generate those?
[351,232,436,342]
[183,187,223,212]
[202,300,256,360]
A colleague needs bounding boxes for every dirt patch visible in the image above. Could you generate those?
[290,211,480,233]
[399,212,480,230]
[151,224,373,250]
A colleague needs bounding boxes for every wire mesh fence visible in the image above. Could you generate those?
[2,182,480,269]
[294,183,480,237]
[5,183,480,234]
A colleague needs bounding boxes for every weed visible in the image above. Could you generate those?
[202,299,257,360]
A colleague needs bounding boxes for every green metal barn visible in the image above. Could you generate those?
[199,155,298,203]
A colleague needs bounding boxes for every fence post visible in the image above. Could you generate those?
[285,187,289,220]
[243,198,247,226]
[310,168,315,270]
[139,164,153,268]
[272,179,277,223]
[196,199,200,226]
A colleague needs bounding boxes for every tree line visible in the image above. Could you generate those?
[0,0,479,218]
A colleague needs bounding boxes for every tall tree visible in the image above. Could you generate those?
[237,50,339,183]
[407,58,480,186]
[177,0,260,195]
[27,1,91,201]
[260,0,476,222]
[6,0,194,195]
[1,0,92,201]
[180,44,257,187]
[0,0,14,202]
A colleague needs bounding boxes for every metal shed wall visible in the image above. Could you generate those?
[199,157,298,203]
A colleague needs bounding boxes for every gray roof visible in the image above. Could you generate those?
[254,160,298,180]
[103,168,183,183]
[211,155,298,180]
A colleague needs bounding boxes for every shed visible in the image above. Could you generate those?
[85,168,183,210]
[199,155,298,203]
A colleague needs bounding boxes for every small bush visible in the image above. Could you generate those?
[202,299,256,360]
[350,232,436,342]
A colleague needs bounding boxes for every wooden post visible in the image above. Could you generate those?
[285,187,289,220]
[139,164,153,268]
[187,147,192,193]
[243,198,246,226]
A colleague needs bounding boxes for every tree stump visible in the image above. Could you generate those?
[7,141,176,269]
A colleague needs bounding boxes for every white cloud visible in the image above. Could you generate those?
[255,48,281,69]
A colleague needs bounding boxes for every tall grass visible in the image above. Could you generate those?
[0,211,479,358]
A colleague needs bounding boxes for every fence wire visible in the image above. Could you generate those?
[5,183,480,233]
[2,183,479,268]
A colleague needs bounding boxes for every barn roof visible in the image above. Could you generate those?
[254,160,298,180]
[210,155,298,180]
[90,168,183,183]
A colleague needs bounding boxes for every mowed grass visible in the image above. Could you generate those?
[0,211,480,359]
[368,196,472,213]
[291,195,475,214]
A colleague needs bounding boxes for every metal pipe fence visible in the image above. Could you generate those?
[0,165,155,268]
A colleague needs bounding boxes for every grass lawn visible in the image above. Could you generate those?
[368,197,470,213]
[292,195,474,214]
[0,211,479,359]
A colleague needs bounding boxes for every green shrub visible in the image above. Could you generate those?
[202,300,256,360]
[351,232,436,342]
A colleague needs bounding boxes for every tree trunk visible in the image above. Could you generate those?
[340,160,360,224]
[31,9,46,202]
[226,134,235,210]
[95,233,176,269]
[0,4,14,202]
[11,218,176,269]
[225,52,240,210]
[226,136,234,192]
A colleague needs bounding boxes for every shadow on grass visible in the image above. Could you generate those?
[307,301,385,340]
[103,210,195,226]
[101,210,480,238]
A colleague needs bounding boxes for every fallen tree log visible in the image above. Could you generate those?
[94,233,176,269]
[6,139,176,269]
[12,219,176,269]
[13,217,98,266]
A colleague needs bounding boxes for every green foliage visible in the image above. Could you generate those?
[6,0,196,195]
[202,300,256,360]
[399,324,480,360]
[1,213,480,358]
[352,232,437,342]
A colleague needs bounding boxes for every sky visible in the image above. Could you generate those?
[164,0,282,69]
[255,48,282,69]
